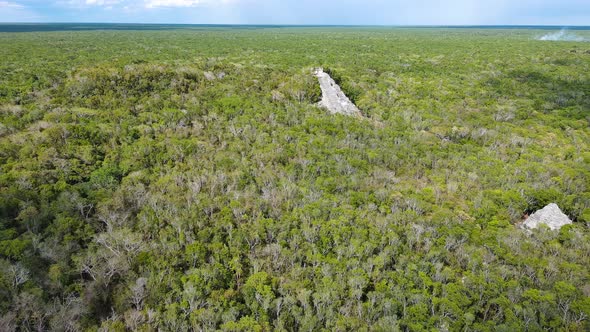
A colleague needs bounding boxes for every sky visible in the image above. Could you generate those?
[0,0,589,25]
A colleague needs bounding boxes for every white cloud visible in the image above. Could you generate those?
[0,1,24,8]
[145,0,201,8]
[62,0,235,9]
[0,1,42,22]
[61,0,122,7]
[85,0,121,5]
[145,0,235,8]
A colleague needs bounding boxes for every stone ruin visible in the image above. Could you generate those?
[523,203,572,231]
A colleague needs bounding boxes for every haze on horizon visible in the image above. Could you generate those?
[0,0,589,26]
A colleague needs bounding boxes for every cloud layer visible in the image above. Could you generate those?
[146,0,214,8]
[1,0,589,25]
[0,1,24,8]
[72,0,231,8]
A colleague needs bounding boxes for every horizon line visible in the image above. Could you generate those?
[1,22,589,27]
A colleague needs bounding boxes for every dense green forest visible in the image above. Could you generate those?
[1,27,589,331]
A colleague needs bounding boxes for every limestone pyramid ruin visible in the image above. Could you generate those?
[314,68,362,117]
[523,203,572,230]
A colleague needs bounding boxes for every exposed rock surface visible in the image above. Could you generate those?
[314,68,362,117]
[203,71,216,81]
[204,71,226,81]
[523,203,572,230]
